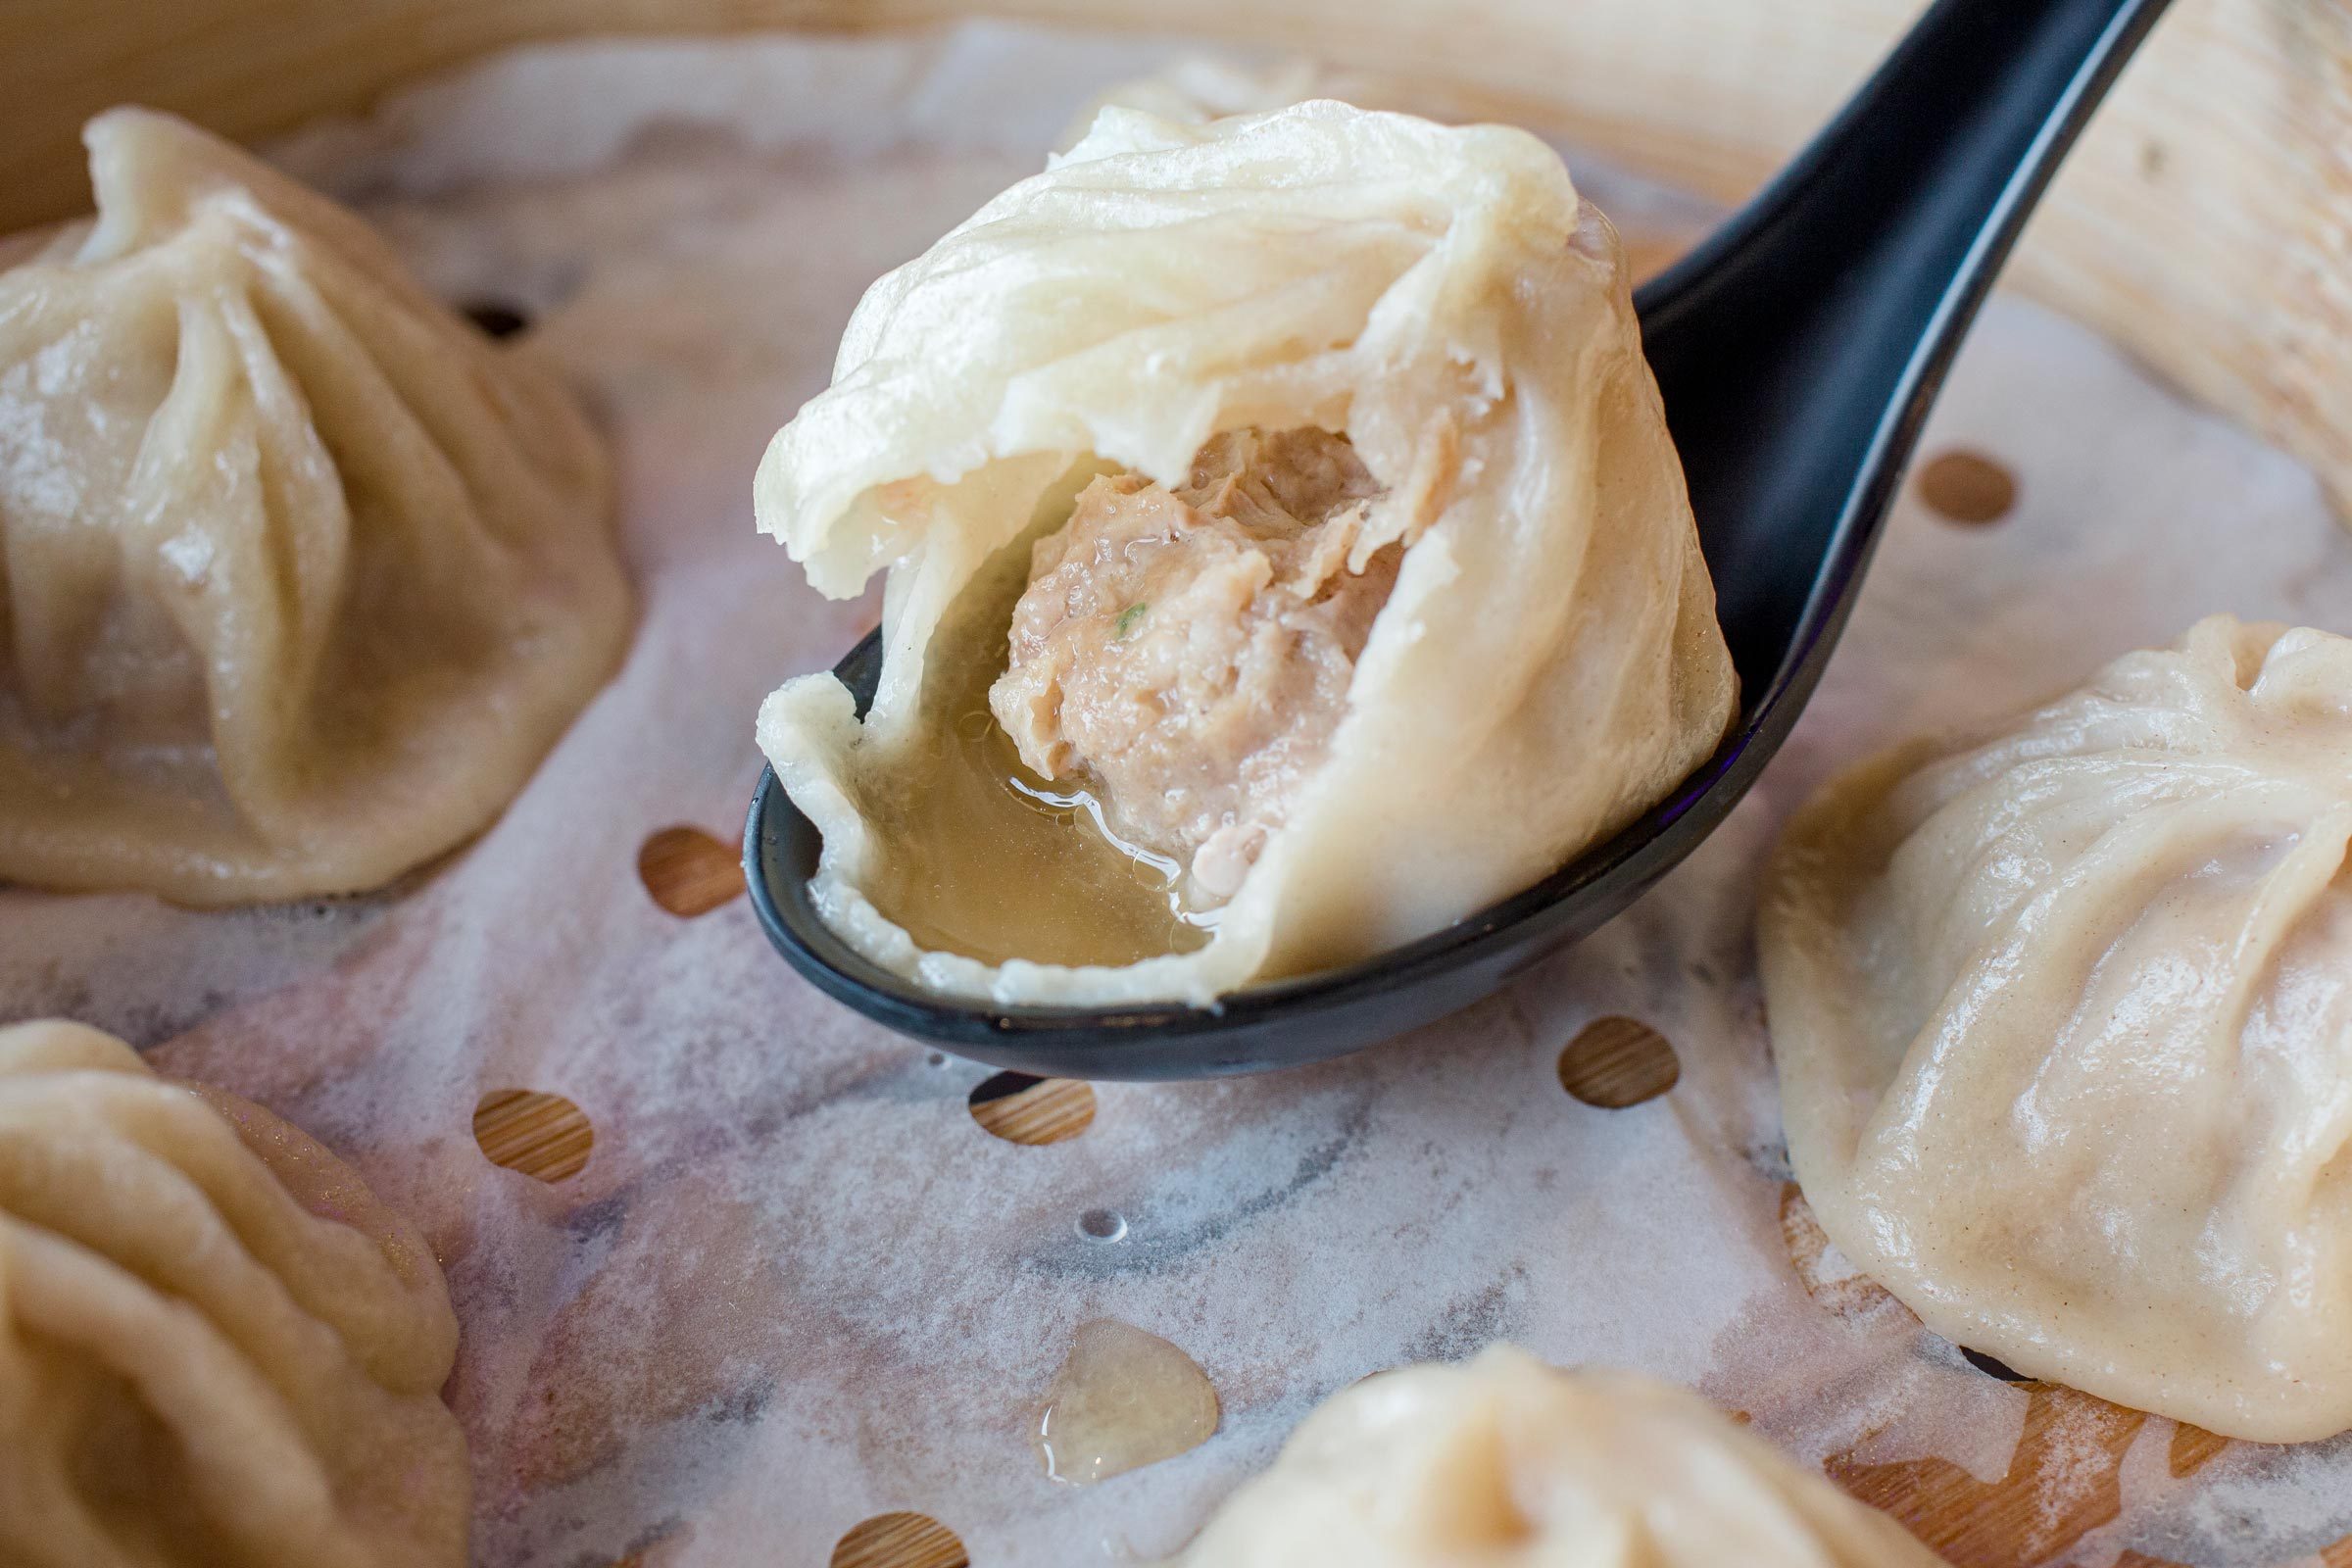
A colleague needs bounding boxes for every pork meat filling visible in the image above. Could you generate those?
[989,426,1399,901]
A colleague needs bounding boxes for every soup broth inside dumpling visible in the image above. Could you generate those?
[858,425,1412,966]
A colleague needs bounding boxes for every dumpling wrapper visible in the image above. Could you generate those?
[1164,1346,1947,1565]
[756,100,1736,1005]
[0,109,630,905]
[1761,614,2352,1443]
[0,1020,468,1567]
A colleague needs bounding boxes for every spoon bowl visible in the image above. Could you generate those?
[747,0,2174,1080]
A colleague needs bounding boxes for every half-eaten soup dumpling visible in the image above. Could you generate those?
[758,100,1737,1005]
[1762,615,2352,1443]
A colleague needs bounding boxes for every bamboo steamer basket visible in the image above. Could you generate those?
[4,0,2347,527]
[3,5,2346,1566]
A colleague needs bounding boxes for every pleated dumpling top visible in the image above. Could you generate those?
[1763,615,2352,1443]
[0,1019,468,1567]
[1166,1347,1945,1565]
[0,109,630,904]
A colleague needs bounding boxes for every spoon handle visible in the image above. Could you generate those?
[1639,0,2175,695]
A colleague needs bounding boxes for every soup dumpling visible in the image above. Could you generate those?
[0,109,630,905]
[1761,614,2352,1443]
[1165,1346,1945,1565]
[757,100,1737,1006]
[0,1019,468,1566]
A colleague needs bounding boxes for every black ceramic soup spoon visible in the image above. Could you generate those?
[746,0,2175,1080]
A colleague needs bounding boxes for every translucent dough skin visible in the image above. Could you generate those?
[0,1021,468,1568]
[1165,1348,1946,1566]
[0,109,629,905]
[1761,616,2352,1443]
[757,101,1737,1006]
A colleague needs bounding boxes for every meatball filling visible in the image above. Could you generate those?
[989,426,1401,902]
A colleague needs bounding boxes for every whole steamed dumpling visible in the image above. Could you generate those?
[1761,615,2352,1443]
[758,100,1737,1005]
[0,1020,467,1567]
[1166,1347,1945,1565]
[0,108,630,905]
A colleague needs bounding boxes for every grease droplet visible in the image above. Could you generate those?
[1036,1319,1218,1486]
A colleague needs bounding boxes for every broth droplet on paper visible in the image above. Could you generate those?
[1035,1319,1219,1487]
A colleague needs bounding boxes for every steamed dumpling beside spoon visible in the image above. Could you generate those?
[1762,615,2352,1444]
[0,109,629,906]
[758,99,1738,1005]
